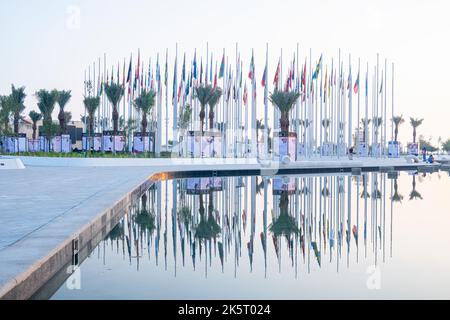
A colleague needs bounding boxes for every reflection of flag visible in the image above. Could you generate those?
[311,241,321,267]
[243,83,248,106]
[260,232,266,252]
[379,73,383,94]
[352,225,358,243]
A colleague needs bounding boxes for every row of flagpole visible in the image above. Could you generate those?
[84,44,394,158]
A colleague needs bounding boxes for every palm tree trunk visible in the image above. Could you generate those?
[141,113,147,133]
[413,127,416,144]
[209,109,214,130]
[13,113,19,135]
[280,112,289,133]
[200,107,205,133]
[58,109,65,135]
[394,125,399,142]
[32,122,37,140]
[112,106,119,134]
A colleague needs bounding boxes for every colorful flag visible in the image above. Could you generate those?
[192,51,197,79]
[219,53,225,78]
[213,62,217,88]
[273,60,280,86]
[136,49,140,81]
[248,53,254,80]
[312,54,322,80]
[261,63,267,87]
[353,72,359,94]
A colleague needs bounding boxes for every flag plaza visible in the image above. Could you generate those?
[53,45,399,159]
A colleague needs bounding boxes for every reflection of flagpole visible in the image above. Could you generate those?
[264,44,269,158]
[263,177,268,279]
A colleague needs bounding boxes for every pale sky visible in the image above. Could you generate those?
[1,0,449,145]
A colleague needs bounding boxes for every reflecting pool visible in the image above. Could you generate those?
[39,169,450,299]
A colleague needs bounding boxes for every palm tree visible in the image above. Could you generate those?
[178,104,192,131]
[10,85,26,135]
[392,115,404,142]
[133,89,156,133]
[373,116,382,141]
[410,117,424,144]
[83,96,100,145]
[64,111,72,125]
[195,84,214,133]
[28,110,42,140]
[104,83,124,134]
[207,87,222,130]
[35,89,58,151]
[56,90,71,135]
[0,95,12,135]
[409,175,423,200]
[360,118,371,143]
[269,90,300,132]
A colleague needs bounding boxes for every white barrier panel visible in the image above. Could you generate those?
[371,143,381,157]
[407,143,418,156]
[388,141,400,158]
[3,135,27,153]
[322,143,333,156]
[358,143,368,157]
[102,131,125,152]
[186,131,222,158]
[28,139,39,152]
[337,143,347,157]
[274,132,297,160]
[52,135,71,153]
[83,133,102,151]
[133,132,155,153]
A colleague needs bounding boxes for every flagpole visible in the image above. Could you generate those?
[295,43,300,152]
[337,49,341,159]
[251,48,257,158]
[365,62,369,157]
[264,43,269,159]
[173,43,178,155]
[357,58,360,157]
[384,58,387,157]
[391,63,394,142]
[348,54,352,150]
[156,53,162,156]
[376,53,379,158]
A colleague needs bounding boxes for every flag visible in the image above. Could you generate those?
[193,51,197,79]
[136,49,140,81]
[243,82,248,106]
[353,72,359,94]
[219,53,225,78]
[273,60,280,86]
[379,73,383,94]
[164,55,168,87]
[248,53,254,80]
[312,54,322,80]
[261,63,267,87]
[213,62,217,88]
[182,53,186,82]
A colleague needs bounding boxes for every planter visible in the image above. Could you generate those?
[321,142,333,156]
[273,131,297,161]
[133,132,155,153]
[371,143,381,157]
[186,130,223,158]
[337,142,347,157]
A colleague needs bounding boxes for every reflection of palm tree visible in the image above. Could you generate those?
[409,175,423,200]
[361,175,370,198]
[391,178,403,203]
[256,176,271,195]
[195,191,221,240]
[178,206,192,231]
[269,192,299,237]
[107,221,124,241]
[134,194,156,234]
